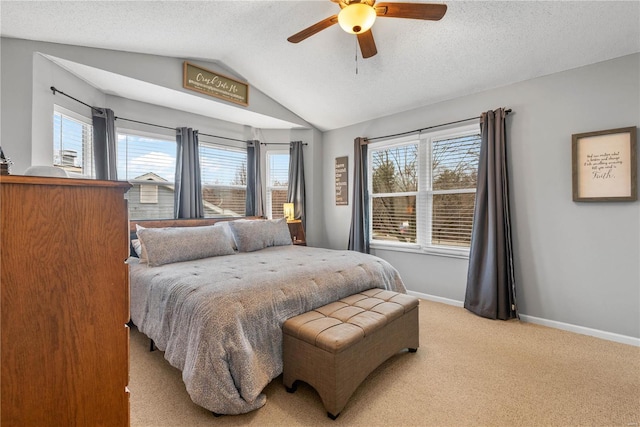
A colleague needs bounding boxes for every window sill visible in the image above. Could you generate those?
[370,241,470,259]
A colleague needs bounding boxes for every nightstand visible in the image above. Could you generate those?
[287,219,306,246]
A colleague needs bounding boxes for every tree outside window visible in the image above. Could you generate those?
[369,125,480,252]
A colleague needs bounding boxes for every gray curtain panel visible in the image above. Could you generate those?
[174,127,204,219]
[464,108,517,320]
[287,141,306,228]
[92,107,118,180]
[348,137,369,253]
[245,140,264,217]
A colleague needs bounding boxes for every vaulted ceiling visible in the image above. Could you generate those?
[1,1,639,131]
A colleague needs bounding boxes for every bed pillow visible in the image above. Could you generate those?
[228,218,292,252]
[136,225,236,267]
[134,225,149,263]
[131,239,143,258]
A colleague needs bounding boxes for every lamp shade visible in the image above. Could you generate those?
[337,3,376,35]
[283,203,295,221]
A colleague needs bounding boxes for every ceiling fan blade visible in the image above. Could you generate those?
[287,15,338,43]
[357,29,377,59]
[375,3,447,20]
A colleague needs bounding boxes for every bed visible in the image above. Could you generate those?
[128,217,406,415]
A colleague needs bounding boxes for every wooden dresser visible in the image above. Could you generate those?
[1,175,131,427]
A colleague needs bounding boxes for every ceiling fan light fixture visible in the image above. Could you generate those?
[337,3,376,34]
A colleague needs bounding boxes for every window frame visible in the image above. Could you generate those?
[368,123,481,259]
[265,149,290,220]
[116,128,177,220]
[53,104,94,178]
[368,136,420,249]
[198,139,248,218]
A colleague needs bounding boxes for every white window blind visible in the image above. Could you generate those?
[430,134,479,248]
[369,124,481,254]
[199,142,247,218]
[370,143,418,243]
[266,152,289,219]
[117,132,176,220]
[53,107,94,177]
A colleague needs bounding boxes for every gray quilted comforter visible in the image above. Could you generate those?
[129,245,406,415]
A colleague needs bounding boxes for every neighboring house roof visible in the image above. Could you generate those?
[133,172,168,182]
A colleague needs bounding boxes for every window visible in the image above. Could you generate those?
[369,124,481,256]
[370,143,418,243]
[266,152,289,219]
[53,106,94,177]
[199,142,247,218]
[139,184,158,204]
[117,131,176,220]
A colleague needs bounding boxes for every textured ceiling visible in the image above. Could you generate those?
[1,1,639,131]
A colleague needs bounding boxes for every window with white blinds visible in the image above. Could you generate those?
[117,131,176,220]
[53,107,94,177]
[266,151,289,219]
[199,142,247,218]
[430,133,479,248]
[370,143,418,243]
[369,123,481,255]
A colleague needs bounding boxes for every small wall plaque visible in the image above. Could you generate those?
[335,156,348,206]
[183,61,249,106]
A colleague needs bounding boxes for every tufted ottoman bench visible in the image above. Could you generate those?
[282,288,419,419]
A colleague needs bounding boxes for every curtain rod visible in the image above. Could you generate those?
[260,142,308,146]
[50,86,247,144]
[367,108,512,142]
[50,86,102,113]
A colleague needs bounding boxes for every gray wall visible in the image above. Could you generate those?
[322,54,640,340]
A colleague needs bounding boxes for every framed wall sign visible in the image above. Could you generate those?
[572,126,637,202]
[183,61,249,106]
[335,156,348,205]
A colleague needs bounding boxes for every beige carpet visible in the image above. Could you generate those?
[129,300,640,426]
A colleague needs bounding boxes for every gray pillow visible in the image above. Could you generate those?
[136,225,236,267]
[228,218,292,252]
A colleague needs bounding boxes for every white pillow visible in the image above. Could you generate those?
[136,225,236,267]
[228,218,292,252]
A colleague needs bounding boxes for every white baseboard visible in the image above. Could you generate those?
[518,314,640,347]
[408,290,464,307]
[407,290,640,347]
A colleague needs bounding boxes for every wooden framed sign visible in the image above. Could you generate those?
[335,156,348,205]
[183,61,249,106]
[572,126,637,201]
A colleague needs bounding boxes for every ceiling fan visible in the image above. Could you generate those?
[287,0,447,59]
